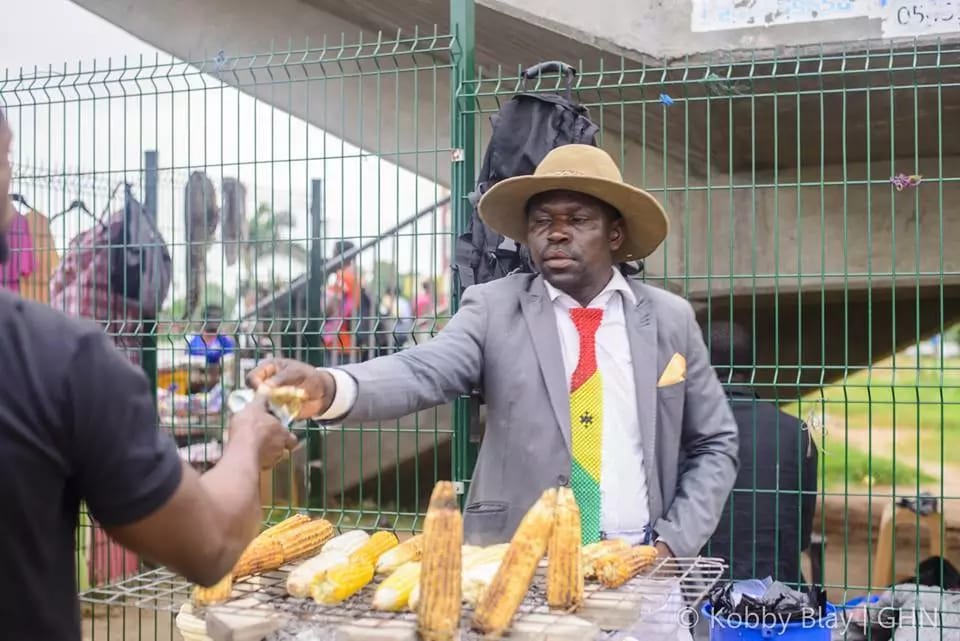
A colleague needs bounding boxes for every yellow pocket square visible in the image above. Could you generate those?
[657,353,686,387]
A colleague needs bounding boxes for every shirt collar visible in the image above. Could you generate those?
[543,267,637,308]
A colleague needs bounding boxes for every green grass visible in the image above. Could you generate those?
[819,438,935,489]
[785,355,960,489]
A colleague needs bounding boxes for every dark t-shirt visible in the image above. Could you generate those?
[0,290,183,641]
[701,386,818,587]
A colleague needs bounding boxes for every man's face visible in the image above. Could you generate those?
[525,190,623,293]
[0,117,13,264]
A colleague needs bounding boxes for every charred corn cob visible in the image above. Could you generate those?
[582,538,630,579]
[259,513,311,539]
[471,488,558,639]
[191,573,234,607]
[231,512,310,576]
[232,536,284,579]
[285,550,350,598]
[321,529,370,556]
[376,534,425,574]
[546,487,584,612]
[372,561,422,611]
[310,557,375,605]
[233,518,334,578]
[595,545,659,589]
[273,518,335,563]
[350,530,399,567]
[416,481,463,641]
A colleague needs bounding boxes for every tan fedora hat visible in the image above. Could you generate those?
[476,144,669,262]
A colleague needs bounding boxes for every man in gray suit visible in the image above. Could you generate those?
[250,144,739,560]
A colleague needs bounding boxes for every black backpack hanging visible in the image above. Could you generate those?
[107,183,172,318]
[452,61,601,295]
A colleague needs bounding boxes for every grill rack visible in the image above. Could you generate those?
[79,556,727,639]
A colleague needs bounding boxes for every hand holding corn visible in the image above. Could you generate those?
[228,393,298,470]
[246,357,336,419]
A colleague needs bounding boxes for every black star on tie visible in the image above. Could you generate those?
[579,412,593,426]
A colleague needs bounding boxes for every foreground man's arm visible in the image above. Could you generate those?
[69,331,296,586]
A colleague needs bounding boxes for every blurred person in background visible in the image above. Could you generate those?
[0,107,297,641]
[185,303,237,392]
[700,320,818,588]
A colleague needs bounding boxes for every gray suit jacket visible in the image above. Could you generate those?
[335,273,739,558]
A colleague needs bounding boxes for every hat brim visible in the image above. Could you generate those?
[476,174,669,262]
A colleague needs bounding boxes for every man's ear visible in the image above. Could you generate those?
[608,217,625,252]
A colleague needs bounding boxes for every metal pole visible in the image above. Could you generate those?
[143,150,159,407]
[304,178,326,367]
[450,0,477,503]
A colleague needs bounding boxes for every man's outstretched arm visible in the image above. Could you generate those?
[250,283,490,423]
[69,331,295,586]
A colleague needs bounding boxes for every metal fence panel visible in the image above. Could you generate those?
[458,43,959,598]
[3,29,465,640]
[2,4,959,639]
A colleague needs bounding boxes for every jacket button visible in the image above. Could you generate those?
[557,474,569,486]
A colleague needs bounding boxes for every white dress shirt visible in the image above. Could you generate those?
[318,268,651,544]
[542,267,651,545]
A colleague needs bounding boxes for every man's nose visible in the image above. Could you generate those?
[546,222,571,242]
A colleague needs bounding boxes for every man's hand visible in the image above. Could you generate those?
[228,397,298,469]
[246,357,336,419]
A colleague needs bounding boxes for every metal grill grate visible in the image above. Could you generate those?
[78,556,726,639]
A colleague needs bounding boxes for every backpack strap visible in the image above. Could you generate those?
[520,61,577,100]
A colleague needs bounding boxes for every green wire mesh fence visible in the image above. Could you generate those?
[2,7,960,641]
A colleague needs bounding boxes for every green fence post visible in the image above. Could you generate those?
[305,177,326,368]
[450,0,477,506]
[142,150,159,407]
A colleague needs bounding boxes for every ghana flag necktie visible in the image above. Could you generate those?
[569,307,604,545]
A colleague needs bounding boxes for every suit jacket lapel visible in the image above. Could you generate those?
[625,281,663,519]
[519,277,571,451]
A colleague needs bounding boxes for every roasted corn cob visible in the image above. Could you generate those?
[461,544,510,606]
[410,543,505,612]
[232,536,284,579]
[463,543,509,569]
[372,561,422,611]
[232,512,310,577]
[463,561,502,607]
[376,533,425,574]
[321,529,370,556]
[546,487,584,612]
[232,518,334,578]
[581,538,630,579]
[350,530,399,567]
[259,513,311,539]
[595,545,659,589]
[310,557,375,605]
[285,550,350,598]
[470,488,558,639]
[416,481,463,641]
[191,573,234,607]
